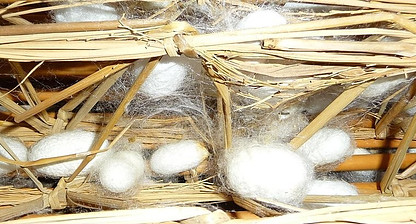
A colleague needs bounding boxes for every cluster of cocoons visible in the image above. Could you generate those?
[307,179,358,196]
[132,56,201,98]
[225,141,313,205]
[98,150,145,193]
[53,4,120,23]
[150,140,209,175]
[0,137,27,175]
[298,128,353,166]
[29,130,109,178]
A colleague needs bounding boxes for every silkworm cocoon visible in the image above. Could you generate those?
[132,56,201,98]
[98,150,145,193]
[138,0,172,10]
[29,130,109,178]
[236,9,287,30]
[0,137,27,175]
[225,141,313,205]
[360,76,408,99]
[53,4,119,23]
[307,180,358,196]
[298,128,353,166]
[150,140,209,175]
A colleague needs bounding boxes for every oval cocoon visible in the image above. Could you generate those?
[298,128,353,166]
[150,140,209,175]
[29,130,109,178]
[226,141,313,205]
[99,150,145,193]
[0,137,27,175]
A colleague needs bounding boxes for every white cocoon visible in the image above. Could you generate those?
[132,56,201,98]
[0,137,27,175]
[360,76,408,99]
[225,141,313,205]
[298,128,353,166]
[98,150,145,193]
[307,180,358,196]
[138,1,172,10]
[236,9,287,30]
[53,4,119,23]
[150,140,209,175]
[29,130,109,177]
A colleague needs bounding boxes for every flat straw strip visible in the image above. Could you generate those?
[14,63,130,123]
[67,57,162,183]
[4,206,211,224]
[290,81,373,149]
[213,81,232,150]
[186,12,397,47]
[0,19,169,36]
[0,196,47,222]
[263,38,416,57]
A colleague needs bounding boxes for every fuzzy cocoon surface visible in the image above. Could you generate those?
[138,0,172,10]
[236,9,287,30]
[53,4,119,23]
[150,140,209,175]
[0,137,27,175]
[29,130,109,178]
[225,141,313,205]
[307,180,358,196]
[298,128,353,166]
[261,111,309,143]
[360,76,408,99]
[132,56,201,98]
[98,150,145,193]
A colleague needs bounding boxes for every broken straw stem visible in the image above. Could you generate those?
[14,64,130,123]
[380,113,416,193]
[375,79,416,138]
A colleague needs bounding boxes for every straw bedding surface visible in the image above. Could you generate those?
[1,0,416,222]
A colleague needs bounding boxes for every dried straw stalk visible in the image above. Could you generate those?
[225,199,416,223]
[6,206,213,224]
[67,180,230,209]
[13,64,130,123]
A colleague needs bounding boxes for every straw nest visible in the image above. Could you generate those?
[1,0,416,222]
